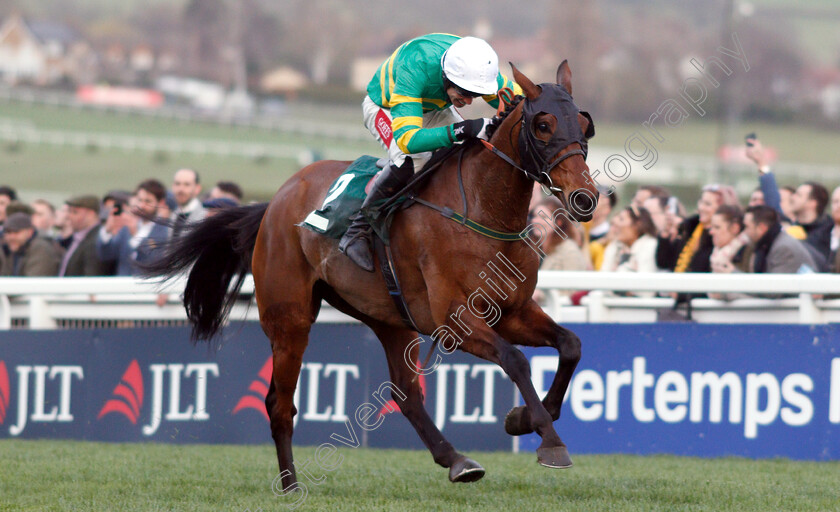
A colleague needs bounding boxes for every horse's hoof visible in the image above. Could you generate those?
[536,446,573,469]
[449,456,485,483]
[504,406,534,436]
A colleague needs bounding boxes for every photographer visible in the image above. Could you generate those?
[745,134,832,267]
[96,180,169,276]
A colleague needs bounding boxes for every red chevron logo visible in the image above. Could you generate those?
[0,361,9,425]
[97,360,144,424]
[378,360,426,417]
[233,356,272,421]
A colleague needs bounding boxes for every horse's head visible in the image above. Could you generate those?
[503,61,598,222]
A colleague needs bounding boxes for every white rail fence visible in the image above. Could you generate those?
[3,272,840,330]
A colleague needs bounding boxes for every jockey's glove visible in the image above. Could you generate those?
[452,118,493,142]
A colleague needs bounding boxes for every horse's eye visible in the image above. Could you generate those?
[536,122,550,133]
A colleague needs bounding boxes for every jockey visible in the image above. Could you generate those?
[339,33,522,271]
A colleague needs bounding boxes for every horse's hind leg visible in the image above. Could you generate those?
[261,304,312,490]
[371,324,485,483]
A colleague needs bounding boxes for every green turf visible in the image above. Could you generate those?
[1,439,838,511]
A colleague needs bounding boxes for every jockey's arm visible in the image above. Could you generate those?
[390,73,521,155]
[390,99,454,154]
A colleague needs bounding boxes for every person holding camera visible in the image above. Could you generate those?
[745,134,832,268]
[97,180,170,276]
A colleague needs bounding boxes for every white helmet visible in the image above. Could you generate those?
[441,37,499,96]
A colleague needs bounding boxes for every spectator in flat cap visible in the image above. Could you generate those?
[202,197,238,217]
[58,195,114,276]
[209,181,243,204]
[1,212,64,276]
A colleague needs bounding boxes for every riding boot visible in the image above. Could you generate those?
[339,158,414,271]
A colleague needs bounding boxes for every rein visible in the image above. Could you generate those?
[411,143,523,242]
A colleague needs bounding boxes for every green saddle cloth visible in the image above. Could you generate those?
[302,155,397,240]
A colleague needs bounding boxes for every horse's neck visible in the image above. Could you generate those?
[460,145,533,233]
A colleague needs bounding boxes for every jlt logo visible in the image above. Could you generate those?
[233,357,361,426]
[430,364,506,431]
[0,361,84,436]
[232,357,507,431]
[376,362,506,430]
[98,360,219,436]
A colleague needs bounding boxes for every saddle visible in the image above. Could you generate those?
[300,146,463,330]
[301,146,458,241]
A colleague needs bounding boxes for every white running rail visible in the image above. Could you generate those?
[2,272,840,329]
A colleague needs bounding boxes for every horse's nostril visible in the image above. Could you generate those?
[570,191,595,216]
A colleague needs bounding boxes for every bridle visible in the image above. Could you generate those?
[482,140,585,195]
[481,84,592,201]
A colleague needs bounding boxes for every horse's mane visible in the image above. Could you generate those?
[484,94,524,140]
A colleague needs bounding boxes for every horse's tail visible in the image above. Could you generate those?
[140,203,268,342]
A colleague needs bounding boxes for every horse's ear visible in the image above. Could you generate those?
[511,62,540,100]
[556,60,572,96]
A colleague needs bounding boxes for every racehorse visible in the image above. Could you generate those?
[144,62,598,487]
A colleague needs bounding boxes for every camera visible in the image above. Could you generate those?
[667,196,679,216]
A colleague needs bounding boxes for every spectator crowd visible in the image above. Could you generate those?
[3,137,838,305]
[0,170,244,277]
[526,136,840,305]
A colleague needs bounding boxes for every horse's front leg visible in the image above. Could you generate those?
[452,309,573,468]
[370,323,485,483]
[496,301,581,437]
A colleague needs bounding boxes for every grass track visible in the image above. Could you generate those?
[1,440,839,511]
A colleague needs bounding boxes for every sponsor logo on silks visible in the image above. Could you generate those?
[375,109,393,146]
[0,361,9,425]
[232,356,272,421]
[377,360,426,418]
[97,360,144,424]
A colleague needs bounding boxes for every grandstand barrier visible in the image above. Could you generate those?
[1,320,837,460]
[2,273,839,459]
[517,323,840,460]
[4,272,840,328]
[0,322,513,452]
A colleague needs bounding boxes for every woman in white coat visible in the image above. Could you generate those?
[600,205,659,296]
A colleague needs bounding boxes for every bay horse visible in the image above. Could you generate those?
[145,62,598,487]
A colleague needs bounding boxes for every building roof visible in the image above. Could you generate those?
[26,19,80,45]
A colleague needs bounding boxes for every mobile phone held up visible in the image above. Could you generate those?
[744,132,757,147]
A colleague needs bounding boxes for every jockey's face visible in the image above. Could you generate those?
[446,86,477,108]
